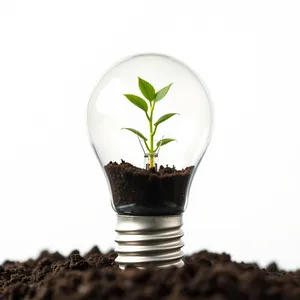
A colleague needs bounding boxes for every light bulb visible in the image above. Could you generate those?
[87,53,213,269]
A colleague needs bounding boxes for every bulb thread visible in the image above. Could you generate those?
[114,215,184,269]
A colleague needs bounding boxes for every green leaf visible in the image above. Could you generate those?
[138,77,155,101]
[154,83,173,102]
[156,138,176,147]
[123,94,148,112]
[122,128,148,141]
[154,113,179,127]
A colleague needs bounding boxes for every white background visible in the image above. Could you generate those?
[0,0,300,270]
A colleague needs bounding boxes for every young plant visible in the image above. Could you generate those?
[122,77,178,169]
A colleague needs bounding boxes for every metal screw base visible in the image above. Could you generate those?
[115,214,184,269]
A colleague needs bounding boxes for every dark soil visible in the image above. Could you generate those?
[105,160,194,215]
[1,247,300,300]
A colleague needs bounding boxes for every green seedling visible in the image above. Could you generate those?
[122,77,178,169]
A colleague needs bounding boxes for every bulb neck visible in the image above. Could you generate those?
[114,214,184,269]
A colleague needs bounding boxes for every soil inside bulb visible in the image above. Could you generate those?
[104,160,194,216]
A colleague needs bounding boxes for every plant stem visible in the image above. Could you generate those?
[149,102,155,168]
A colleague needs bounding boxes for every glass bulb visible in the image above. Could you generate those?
[87,53,213,268]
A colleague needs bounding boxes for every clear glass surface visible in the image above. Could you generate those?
[87,53,213,215]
